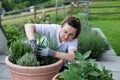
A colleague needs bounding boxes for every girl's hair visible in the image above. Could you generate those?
[61,16,81,39]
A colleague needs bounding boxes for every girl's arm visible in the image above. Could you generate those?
[24,24,36,41]
[54,49,75,62]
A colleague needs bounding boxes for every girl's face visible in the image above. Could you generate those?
[59,23,77,42]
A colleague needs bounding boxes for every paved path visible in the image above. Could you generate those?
[0,54,11,80]
[0,48,120,80]
[97,48,120,80]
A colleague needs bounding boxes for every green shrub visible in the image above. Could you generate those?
[49,15,65,24]
[17,53,39,66]
[9,39,31,64]
[27,18,45,24]
[3,23,25,47]
[44,4,55,8]
[78,30,110,59]
[77,20,110,59]
[60,51,113,80]
[81,20,92,31]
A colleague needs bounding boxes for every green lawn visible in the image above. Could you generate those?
[89,1,120,55]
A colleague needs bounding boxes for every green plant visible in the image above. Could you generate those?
[9,39,31,64]
[3,23,26,47]
[27,18,45,24]
[46,33,58,50]
[59,51,113,80]
[36,33,59,66]
[78,24,110,59]
[17,53,39,66]
[8,37,39,66]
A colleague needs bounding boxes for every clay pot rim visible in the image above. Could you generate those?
[5,56,64,69]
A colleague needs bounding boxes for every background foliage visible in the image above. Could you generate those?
[1,0,49,11]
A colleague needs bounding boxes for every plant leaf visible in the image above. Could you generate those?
[83,50,91,59]
[88,71,100,76]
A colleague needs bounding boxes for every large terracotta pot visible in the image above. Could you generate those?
[5,56,63,80]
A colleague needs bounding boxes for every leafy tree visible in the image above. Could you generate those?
[14,1,30,9]
[23,1,31,7]
[1,0,14,11]
[1,0,49,11]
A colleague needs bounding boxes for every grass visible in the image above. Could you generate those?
[90,1,120,6]
[89,1,120,55]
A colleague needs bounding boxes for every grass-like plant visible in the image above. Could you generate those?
[9,39,31,64]
[78,21,110,59]
[8,38,39,66]
[78,30,110,59]
[36,33,59,66]
[59,51,113,80]
[17,53,39,66]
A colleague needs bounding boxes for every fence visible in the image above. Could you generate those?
[1,6,72,22]
[1,0,120,23]
[77,0,120,19]
[1,1,89,23]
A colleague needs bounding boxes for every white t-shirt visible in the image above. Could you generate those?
[36,24,77,52]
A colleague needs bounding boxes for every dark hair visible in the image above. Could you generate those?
[61,16,81,39]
